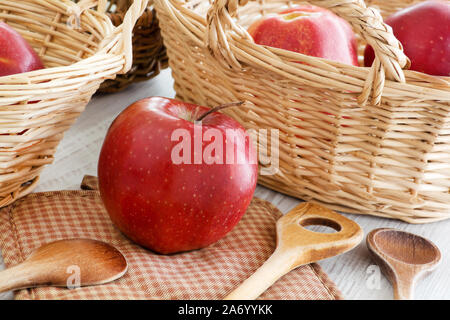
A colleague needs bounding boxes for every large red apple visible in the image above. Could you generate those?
[248,5,358,66]
[364,1,450,76]
[0,22,44,77]
[98,97,258,254]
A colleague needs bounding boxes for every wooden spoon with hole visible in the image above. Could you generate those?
[367,228,441,300]
[224,202,363,300]
[0,239,127,293]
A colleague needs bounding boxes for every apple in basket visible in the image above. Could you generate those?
[364,0,450,76]
[248,5,358,66]
[0,22,44,77]
[247,5,357,142]
[98,97,258,254]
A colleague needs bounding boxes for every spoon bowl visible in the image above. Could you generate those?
[0,239,128,292]
[367,228,441,300]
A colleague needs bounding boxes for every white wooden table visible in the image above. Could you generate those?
[1,69,448,300]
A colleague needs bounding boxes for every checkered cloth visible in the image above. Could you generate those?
[0,176,342,300]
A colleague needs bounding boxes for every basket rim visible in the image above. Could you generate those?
[180,0,450,79]
[157,0,449,102]
[0,0,134,84]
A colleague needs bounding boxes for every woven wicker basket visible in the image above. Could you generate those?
[87,0,168,93]
[155,0,450,223]
[0,0,148,207]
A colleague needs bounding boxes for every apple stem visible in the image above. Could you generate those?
[195,101,245,122]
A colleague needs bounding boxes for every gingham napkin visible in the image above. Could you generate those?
[0,176,342,300]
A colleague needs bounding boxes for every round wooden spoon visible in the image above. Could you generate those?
[224,202,363,300]
[0,239,127,293]
[367,228,441,300]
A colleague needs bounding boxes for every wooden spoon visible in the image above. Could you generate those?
[367,228,441,300]
[0,239,127,293]
[224,202,363,300]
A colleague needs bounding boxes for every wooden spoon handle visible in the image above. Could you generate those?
[0,263,38,293]
[393,279,414,300]
[224,250,295,300]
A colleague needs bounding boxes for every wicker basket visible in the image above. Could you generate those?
[85,0,168,93]
[0,0,148,207]
[155,0,450,223]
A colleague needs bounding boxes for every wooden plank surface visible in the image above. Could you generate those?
[1,69,448,300]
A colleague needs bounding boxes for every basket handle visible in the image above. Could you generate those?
[205,0,410,105]
[70,0,149,74]
[110,0,149,73]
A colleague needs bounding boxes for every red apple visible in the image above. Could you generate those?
[248,5,358,66]
[0,22,44,77]
[98,97,258,254]
[364,1,450,76]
